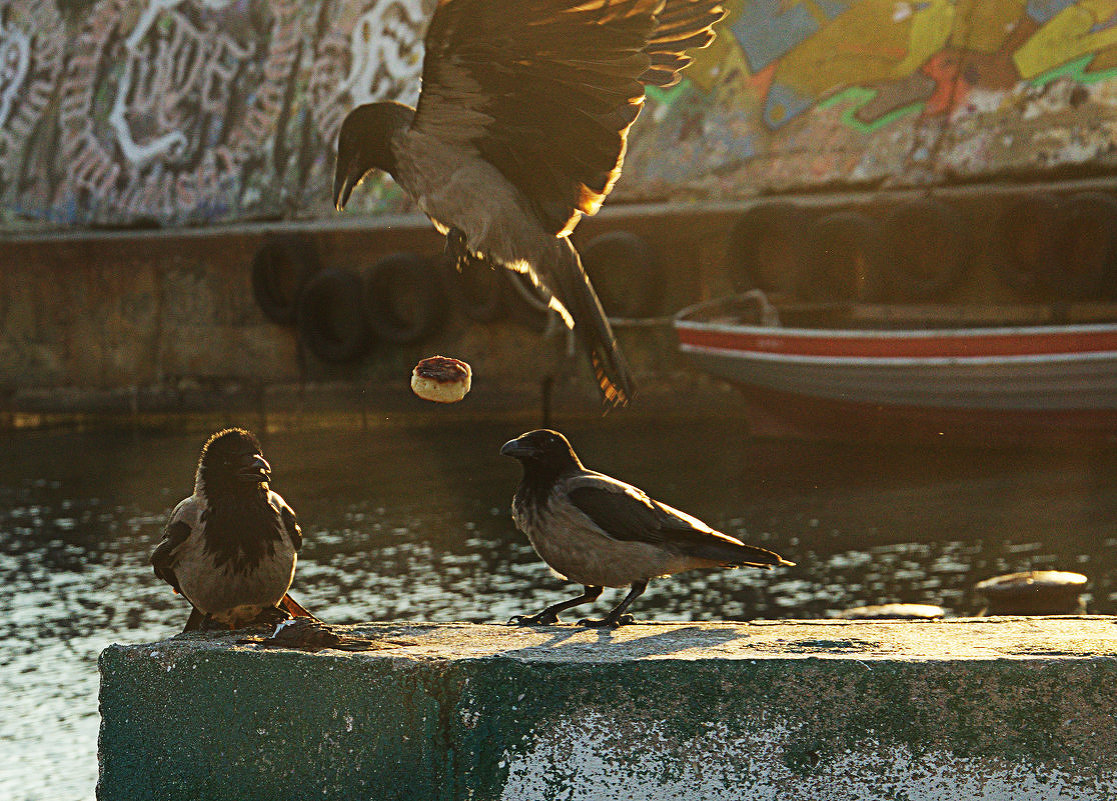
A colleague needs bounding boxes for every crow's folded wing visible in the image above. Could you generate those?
[566,473,788,567]
[151,498,199,592]
[270,490,303,551]
[151,521,190,591]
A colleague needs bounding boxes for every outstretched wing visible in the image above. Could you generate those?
[566,473,790,567]
[412,0,723,236]
[640,0,725,87]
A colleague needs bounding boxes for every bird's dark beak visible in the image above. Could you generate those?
[238,454,272,483]
[333,158,360,212]
[500,438,534,459]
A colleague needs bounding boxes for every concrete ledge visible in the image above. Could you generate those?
[98,619,1117,800]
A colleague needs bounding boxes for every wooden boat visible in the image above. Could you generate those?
[672,291,1117,444]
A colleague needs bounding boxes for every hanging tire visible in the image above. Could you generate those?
[798,211,887,302]
[362,252,447,344]
[296,269,371,363]
[251,234,321,325]
[726,202,805,295]
[580,231,662,318]
[882,199,969,301]
[445,252,507,322]
[1057,192,1117,300]
[991,192,1064,297]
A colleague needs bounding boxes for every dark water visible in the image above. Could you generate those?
[2,417,1115,800]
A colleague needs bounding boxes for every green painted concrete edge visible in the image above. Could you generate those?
[98,621,1117,800]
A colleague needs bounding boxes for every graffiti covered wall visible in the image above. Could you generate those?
[1,0,435,228]
[622,0,1117,199]
[3,0,1117,230]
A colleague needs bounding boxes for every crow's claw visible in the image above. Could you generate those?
[508,612,560,627]
[445,227,471,270]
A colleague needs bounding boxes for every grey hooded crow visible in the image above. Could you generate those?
[500,429,794,627]
[150,428,316,632]
[333,0,727,408]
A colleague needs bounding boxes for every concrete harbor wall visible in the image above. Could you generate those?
[98,618,1117,801]
[4,182,1117,417]
[0,206,730,415]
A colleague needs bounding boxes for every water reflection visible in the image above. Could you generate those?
[1,419,1115,799]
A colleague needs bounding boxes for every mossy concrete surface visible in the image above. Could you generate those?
[99,618,1117,800]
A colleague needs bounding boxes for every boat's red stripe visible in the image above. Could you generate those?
[676,326,1117,359]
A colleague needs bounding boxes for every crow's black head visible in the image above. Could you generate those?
[333,101,416,211]
[500,429,583,473]
[198,428,271,495]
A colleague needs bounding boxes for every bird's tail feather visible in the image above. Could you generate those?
[551,239,636,408]
[690,540,794,569]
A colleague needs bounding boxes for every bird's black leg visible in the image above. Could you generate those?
[182,606,208,633]
[509,585,603,626]
[578,580,648,628]
[445,226,470,270]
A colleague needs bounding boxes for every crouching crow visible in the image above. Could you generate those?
[501,429,793,627]
[333,0,727,409]
[151,428,316,632]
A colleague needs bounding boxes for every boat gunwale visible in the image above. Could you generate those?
[674,318,1117,340]
[677,342,1117,367]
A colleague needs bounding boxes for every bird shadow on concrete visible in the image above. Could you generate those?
[500,624,745,660]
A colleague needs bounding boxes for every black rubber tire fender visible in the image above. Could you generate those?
[991,192,1065,297]
[251,234,321,325]
[726,202,806,296]
[1057,191,1117,300]
[579,231,662,318]
[798,211,887,302]
[445,252,508,323]
[882,198,969,301]
[362,252,448,344]
[296,269,371,363]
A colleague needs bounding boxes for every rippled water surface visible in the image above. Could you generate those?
[2,418,1115,800]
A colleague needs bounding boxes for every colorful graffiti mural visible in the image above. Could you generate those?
[703,0,1117,131]
[3,0,1117,229]
[621,0,1117,196]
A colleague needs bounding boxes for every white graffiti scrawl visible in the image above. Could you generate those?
[310,0,434,146]
[343,1,428,108]
[0,1,65,204]
[55,0,302,225]
[0,22,29,130]
[108,0,252,168]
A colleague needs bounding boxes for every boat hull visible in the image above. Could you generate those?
[675,308,1117,444]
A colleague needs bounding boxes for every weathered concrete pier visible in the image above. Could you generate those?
[99,618,1117,800]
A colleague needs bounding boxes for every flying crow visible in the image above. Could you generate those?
[150,428,316,632]
[333,0,727,408]
[500,429,793,627]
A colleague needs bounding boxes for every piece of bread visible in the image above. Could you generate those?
[411,356,472,403]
